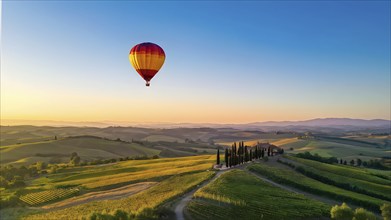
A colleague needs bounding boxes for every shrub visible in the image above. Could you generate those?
[353,208,376,220]
[0,176,8,188]
[113,210,128,220]
[0,195,20,209]
[8,176,25,188]
[89,210,131,220]
[330,203,353,220]
[381,203,391,220]
[89,213,98,220]
[296,152,338,164]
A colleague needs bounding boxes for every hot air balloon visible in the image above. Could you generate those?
[129,42,165,86]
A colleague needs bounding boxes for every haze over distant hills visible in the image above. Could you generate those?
[1,118,390,131]
[248,118,390,127]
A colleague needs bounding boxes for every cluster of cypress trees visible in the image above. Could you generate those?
[221,142,271,167]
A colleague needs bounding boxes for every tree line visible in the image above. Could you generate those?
[216,142,284,167]
[0,152,160,190]
[296,151,390,170]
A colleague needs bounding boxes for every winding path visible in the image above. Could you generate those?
[174,170,226,220]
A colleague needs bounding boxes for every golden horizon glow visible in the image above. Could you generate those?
[2,78,390,124]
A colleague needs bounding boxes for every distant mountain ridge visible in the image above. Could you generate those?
[247,118,390,127]
[1,118,390,129]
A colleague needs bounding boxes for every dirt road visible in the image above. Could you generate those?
[174,170,226,220]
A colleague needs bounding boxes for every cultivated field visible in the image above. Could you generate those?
[248,162,388,212]
[187,169,329,220]
[26,171,214,219]
[0,155,216,219]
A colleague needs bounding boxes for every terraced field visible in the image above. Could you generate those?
[279,157,391,202]
[187,170,329,220]
[41,182,157,210]
[53,156,214,189]
[248,163,387,212]
[20,188,80,206]
[286,156,391,185]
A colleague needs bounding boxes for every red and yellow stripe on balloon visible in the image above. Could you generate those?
[129,42,165,86]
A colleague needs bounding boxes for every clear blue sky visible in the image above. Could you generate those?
[2,1,390,123]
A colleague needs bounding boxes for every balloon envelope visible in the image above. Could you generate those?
[129,42,165,86]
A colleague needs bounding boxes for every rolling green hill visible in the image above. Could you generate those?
[279,138,387,160]
[0,136,159,166]
[0,155,216,220]
[1,125,388,167]
[188,169,329,220]
[248,163,387,212]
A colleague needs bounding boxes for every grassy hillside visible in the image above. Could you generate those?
[26,171,214,219]
[279,138,387,160]
[343,135,391,148]
[187,169,329,220]
[283,157,391,201]
[0,136,160,165]
[248,163,387,212]
[285,156,391,185]
[216,133,297,146]
[2,126,252,166]
[0,155,216,219]
[1,128,223,166]
[0,126,265,147]
[142,134,185,143]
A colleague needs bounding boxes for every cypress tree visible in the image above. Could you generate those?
[216,149,220,165]
[259,146,261,159]
[228,149,232,167]
[239,143,242,164]
[244,146,248,162]
[242,145,245,163]
[237,142,240,164]
[225,149,229,167]
[259,146,262,159]
[231,147,235,166]
[259,147,262,158]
